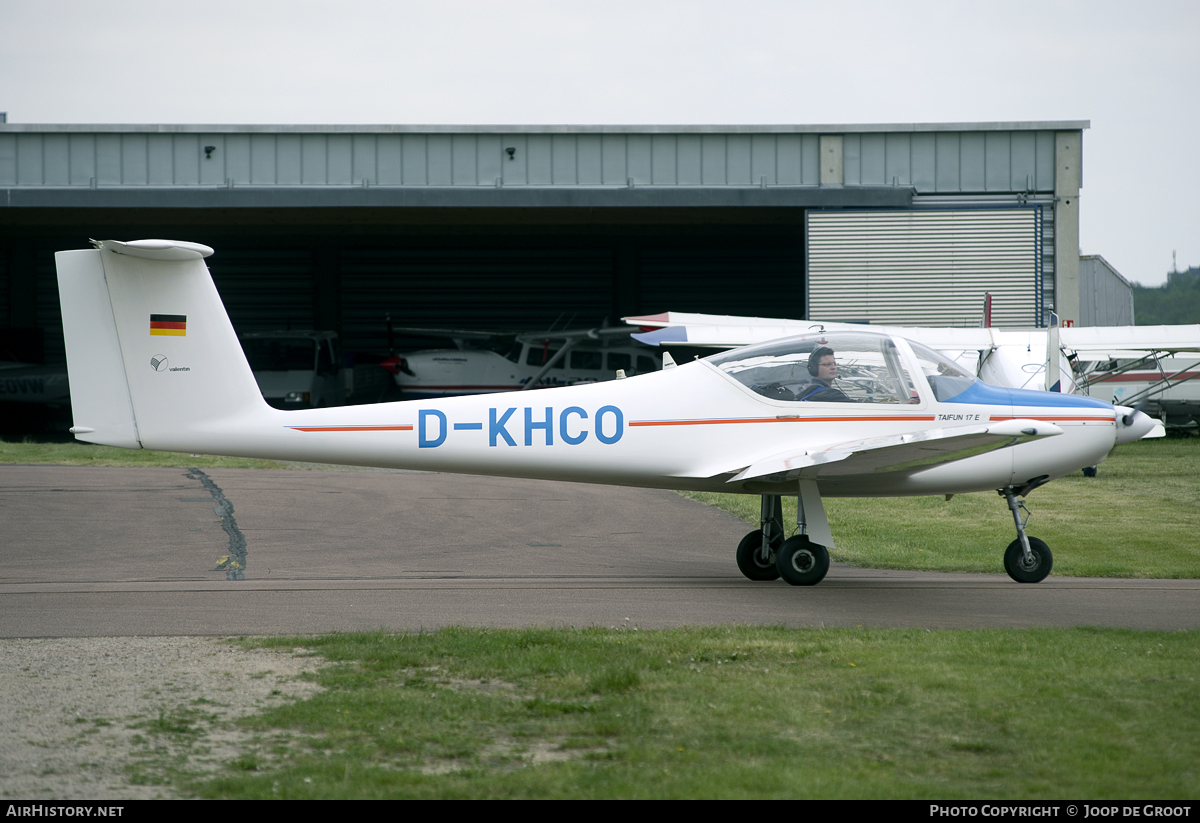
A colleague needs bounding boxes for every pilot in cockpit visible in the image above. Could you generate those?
[796,346,852,402]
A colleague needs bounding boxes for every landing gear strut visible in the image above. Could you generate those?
[999,486,1053,583]
[736,482,832,586]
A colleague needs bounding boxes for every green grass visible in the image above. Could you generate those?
[0,436,284,469]
[680,438,1200,578]
[179,627,1198,799]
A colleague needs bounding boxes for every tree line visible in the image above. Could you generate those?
[1133,267,1200,325]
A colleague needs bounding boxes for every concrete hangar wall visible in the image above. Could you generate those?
[0,121,1086,364]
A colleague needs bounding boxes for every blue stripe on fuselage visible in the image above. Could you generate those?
[942,380,1113,410]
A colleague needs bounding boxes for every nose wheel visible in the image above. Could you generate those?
[1003,537,1053,583]
[1000,487,1053,583]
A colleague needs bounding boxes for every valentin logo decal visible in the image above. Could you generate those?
[150,354,169,372]
[150,314,187,336]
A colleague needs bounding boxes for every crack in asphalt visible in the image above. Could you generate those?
[184,468,247,581]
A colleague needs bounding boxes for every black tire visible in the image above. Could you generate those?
[1003,537,1053,583]
[776,536,829,586]
[736,529,781,581]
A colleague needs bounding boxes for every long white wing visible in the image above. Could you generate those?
[1060,325,1200,356]
[625,313,998,350]
[727,419,1061,483]
[626,312,1200,357]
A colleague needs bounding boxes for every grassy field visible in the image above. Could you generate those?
[141,627,1199,799]
[681,437,1200,579]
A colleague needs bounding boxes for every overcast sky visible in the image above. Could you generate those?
[2,0,1196,286]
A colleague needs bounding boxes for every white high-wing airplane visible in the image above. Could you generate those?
[55,240,1156,586]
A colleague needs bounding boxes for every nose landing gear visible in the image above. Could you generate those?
[1000,486,1053,583]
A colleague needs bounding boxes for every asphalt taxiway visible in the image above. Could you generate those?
[2,465,1196,636]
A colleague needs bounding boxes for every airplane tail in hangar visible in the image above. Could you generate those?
[55,239,270,450]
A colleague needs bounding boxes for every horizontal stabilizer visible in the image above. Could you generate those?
[729,419,1062,484]
[95,238,214,261]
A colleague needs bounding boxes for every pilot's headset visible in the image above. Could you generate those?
[808,346,834,377]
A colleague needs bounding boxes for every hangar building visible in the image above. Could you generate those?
[1,120,1088,364]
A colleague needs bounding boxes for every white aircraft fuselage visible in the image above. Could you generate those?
[160,356,1121,500]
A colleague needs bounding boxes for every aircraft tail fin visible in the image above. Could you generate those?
[56,240,268,450]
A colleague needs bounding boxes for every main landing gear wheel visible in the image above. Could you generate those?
[736,530,781,581]
[776,536,830,586]
[1004,537,1053,583]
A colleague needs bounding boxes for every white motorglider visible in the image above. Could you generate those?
[56,240,1156,585]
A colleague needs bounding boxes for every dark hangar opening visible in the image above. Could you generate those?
[2,206,807,362]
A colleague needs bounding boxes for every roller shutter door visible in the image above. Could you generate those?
[807,208,1043,327]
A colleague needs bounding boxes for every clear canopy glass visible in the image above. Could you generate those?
[905,340,979,402]
[706,332,922,404]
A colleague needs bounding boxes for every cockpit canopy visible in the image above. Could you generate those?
[705,331,980,404]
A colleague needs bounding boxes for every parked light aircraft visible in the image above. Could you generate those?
[56,240,1157,585]
[380,326,660,399]
[626,312,1200,432]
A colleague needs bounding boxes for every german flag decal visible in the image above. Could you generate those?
[150,314,187,336]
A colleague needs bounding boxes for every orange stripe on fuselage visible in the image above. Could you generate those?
[629,415,937,427]
[289,425,414,432]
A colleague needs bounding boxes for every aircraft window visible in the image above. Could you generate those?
[907,340,979,402]
[607,352,632,372]
[502,341,523,363]
[637,355,658,374]
[242,339,317,372]
[706,333,917,404]
[527,346,559,366]
[467,335,523,363]
[570,350,603,370]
